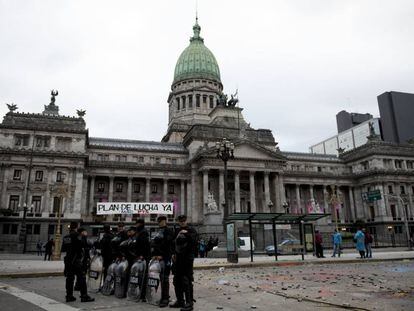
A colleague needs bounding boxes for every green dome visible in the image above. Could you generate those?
[173,20,221,84]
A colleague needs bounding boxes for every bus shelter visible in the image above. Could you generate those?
[226,212,330,262]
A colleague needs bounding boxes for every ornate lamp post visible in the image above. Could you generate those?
[215,138,235,219]
[52,175,67,261]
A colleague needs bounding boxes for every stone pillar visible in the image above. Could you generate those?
[203,170,209,213]
[377,184,387,218]
[323,185,329,214]
[163,179,168,202]
[279,175,286,212]
[72,168,83,214]
[186,180,191,218]
[348,186,355,221]
[108,177,114,202]
[219,170,224,210]
[89,175,95,214]
[127,177,132,202]
[234,170,241,213]
[308,184,314,214]
[264,172,271,211]
[295,184,301,214]
[180,179,185,216]
[145,178,150,202]
[249,171,256,213]
[0,166,9,212]
[191,168,198,223]
[337,187,344,222]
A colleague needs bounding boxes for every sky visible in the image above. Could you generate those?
[0,0,413,152]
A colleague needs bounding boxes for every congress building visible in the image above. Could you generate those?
[1,19,414,252]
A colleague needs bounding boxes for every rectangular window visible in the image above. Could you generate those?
[182,96,186,109]
[56,171,64,182]
[369,205,375,220]
[32,196,42,213]
[2,224,10,234]
[176,98,180,111]
[11,224,18,235]
[390,204,397,219]
[33,224,41,235]
[168,184,175,194]
[395,160,402,169]
[400,185,405,194]
[196,95,200,108]
[14,135,30,146]
[203,95,207,104]
[98,183,105,192]
[155,157,161,164]
[188,95,193,108]
[26,224,33,235]
[171,158,177,165]
[151,184,158,193]
[209,96,214,108]
[395,226,403,234]
[53,197,60,214]
[116,183,123,192]
[388,185,394,194]
[35,170,43,182]
[134,183,140,193]
[317,166,322,172]
[13,169,22,180]
[9,195,19,211]
[48,224,55,235]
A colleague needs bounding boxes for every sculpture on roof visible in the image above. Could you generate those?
[76,109,86,118]
[6,103,18,112]
[227,90,239,107]
[368,121,375,136]
[217,93,227,106]
[50,90,58,105]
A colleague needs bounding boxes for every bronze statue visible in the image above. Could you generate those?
[76,109,86,118]
[6,103,18,112]
[227,90,239,107]
[216,93,227,106]
[368,121,375,136]
[50,90,58,105]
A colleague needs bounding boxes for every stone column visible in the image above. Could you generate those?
[279,175,286,212]
[295,184,301,214]
[186,180,191,218]
[163,179,168,202]
[377,184,387,218]
[89,175,95,214]
[219,170,224,210]
[127,177,132,202]
[145,178,150,202]
[234,170,241,213]
[337,187,344,222]
[72,168,83,214]
[264,172,271,211]
[249,171,256,213]
[203,170,209,213]
[323,185,329,214]
[308,184,314,214]
[108,177,114,202]
[180,179,185,216]
[348,186,355,221]
[191,167,198,223]
[0,166,9,212]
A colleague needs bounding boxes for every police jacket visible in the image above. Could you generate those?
[111,230,128,259]
[134,226,151,260]
[150,226,175,260]
[99,232,114,262]
[80,235,91,271]
[61,230,82,268]
[174,226,198,260]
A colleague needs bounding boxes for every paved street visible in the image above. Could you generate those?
[1,260,413,310]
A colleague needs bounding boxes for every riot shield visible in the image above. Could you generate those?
[114,259,129,298]
[127,259,146,301]
[101,261,117,296]
[87,252,103,293]
[145,259,163,305]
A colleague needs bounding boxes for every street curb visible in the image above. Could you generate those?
[0,256,412,279]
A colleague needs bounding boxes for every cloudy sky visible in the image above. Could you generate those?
[1,0,413,151]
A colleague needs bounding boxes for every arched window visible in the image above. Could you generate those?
[209,96,214,108]
[182,96,186,109]
[176,97,180,111]
[188,95,193,108]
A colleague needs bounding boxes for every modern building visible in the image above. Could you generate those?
[336,110,373,133]
[378,91,414,144]
[1,19,414,252]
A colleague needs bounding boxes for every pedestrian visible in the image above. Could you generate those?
[315,230,325,258]
[354,227,365,259]
[331,229,342,258]
[170,215,198,311]
[364,228,373,258]
[44,238,54,261]
[36,240,43,256]
[99,224,114,280]
[61,222,94,303]
[198,239,206,258]
[150,215,175,308]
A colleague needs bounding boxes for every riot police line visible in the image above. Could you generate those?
[62,215,198,311]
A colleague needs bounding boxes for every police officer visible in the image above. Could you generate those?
[99,224,114,280]
[61,222,94,303]
[111,222,128,261]
[135,218,151,301]
[150,215,175,308]
[170,215,198,311]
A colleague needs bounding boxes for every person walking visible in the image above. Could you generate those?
[150,215,175,308]
[315,230,325,258]
[198,239,206,258]
[170,215,198,311]
[36,240,43,256]
[354,227,366,259]
[61,222,94,303]
[331,229,342,258]
[364,229,373,258]
[99,224,114,280]
[44,238,54,261]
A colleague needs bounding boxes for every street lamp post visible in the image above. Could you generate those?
[384,194,412,250]
[215,138,235,219]
[52,176,67,261]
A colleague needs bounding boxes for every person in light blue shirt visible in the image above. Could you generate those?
[354,228,365,259]
[331,229,342,258]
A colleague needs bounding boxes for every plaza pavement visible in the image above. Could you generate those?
[0,247,413,278]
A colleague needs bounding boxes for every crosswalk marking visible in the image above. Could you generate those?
[0,282,79,311]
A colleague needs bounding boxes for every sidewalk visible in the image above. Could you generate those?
[0,248,413,278]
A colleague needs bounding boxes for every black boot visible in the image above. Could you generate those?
[180,302,193,311]
[66,296,76,302]
[169,300,185,308]
[80,295,95,302]
[159,280,170,307]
